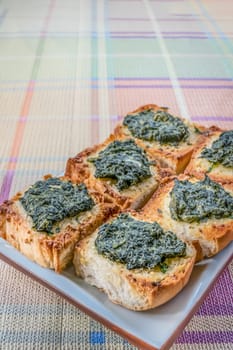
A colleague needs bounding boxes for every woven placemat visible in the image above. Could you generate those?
[0,0,232,348]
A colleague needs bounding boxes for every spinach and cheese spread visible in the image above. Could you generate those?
[200,130,233,168]
[123,109,190,145]
[88,139,152,191]
[95,213,186,272]
[169,176,233,223]
[20,178,95,234]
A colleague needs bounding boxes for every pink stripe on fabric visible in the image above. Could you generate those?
[0,0,55,203]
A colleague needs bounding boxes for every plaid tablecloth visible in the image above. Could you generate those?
[0,0,232,349]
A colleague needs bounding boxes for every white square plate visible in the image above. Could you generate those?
[0,237,232,350]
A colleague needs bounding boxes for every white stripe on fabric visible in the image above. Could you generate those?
[143,0,191,120]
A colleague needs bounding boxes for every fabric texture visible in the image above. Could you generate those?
[0,0,232,349]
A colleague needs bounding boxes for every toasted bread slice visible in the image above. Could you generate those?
[65,135,165,210]
[142,175,233,261]
[73,211,196,311]
[185,127,233,184]
[0,175,117,272]
[114,104,206,174]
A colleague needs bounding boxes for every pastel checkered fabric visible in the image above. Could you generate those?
[0,0,232,349]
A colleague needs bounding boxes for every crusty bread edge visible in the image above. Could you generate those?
[142,175,233,260]
[0,177,118,272]
[73,225,196,311]
[113,104,208,174]
[65,134,162,210]
[185,128,233,184]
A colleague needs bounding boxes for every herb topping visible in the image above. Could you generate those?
[89,140,152,191]
[95,213,186,272]
[169,176,233,223]
[123,109,190,145]
[20,178,95,234]
[200,130,233,168]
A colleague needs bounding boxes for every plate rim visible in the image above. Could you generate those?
[0,238,232,350]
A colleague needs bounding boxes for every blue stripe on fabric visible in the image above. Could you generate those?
[89,331,105,344]
[0,9,8,26]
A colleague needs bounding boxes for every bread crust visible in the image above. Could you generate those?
[114,104,207,174]
[142,175,233,260]
[185,127,233,184]
[73,211,196,311]
[65,134,164,210]
[0,176,117,272]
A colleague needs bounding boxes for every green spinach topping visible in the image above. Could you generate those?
[20,178,95,234]
[169,176,233,223]
[123,109,190,145]
[200,130,233,168]
[88,140,152,191]
[95,213,186,271]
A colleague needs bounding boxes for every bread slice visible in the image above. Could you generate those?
[73,211,196,311]
[142,175,233,261]
[185,127,233,184]
[0,175,117,272]
[114,104,207,174]
[65,135,165,210]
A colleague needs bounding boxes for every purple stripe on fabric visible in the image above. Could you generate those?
[178,85,233,89]
[109,17,201,22]
[9,157,18,163]
[158,18,201,22]
[90,115,120,120]
[196,267,233,316]
[4,32,226,39]
[192,116,233,122]
[0,170,14,203]
[197,303,233,315]
[111,35,209,39]
[113,84,233,89]
[1,77,232,83]
[109,0,140,1]
[111,31,208,35]
[173,14,200,16]
[150,0,185,1]
[114,77,233,81]
[109,17,149,21]
[110,0,185,1]
[177,331,233,344]
[19,116,27,122]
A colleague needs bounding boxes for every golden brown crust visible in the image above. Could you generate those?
[142,175,233,260]
[124,255,194,310]
[185,128,233,184]
[113,104,207,174]
[73,211,196,310]
[0,201,9,239]
[0,177,118,272]
[65,134,161,210]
